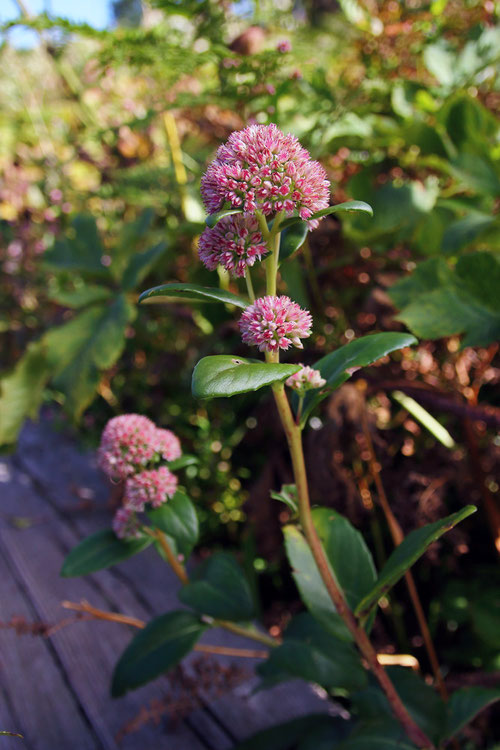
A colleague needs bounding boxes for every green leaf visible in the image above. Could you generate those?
[257,613,366,692]
[43,215,108,276]
[48,285,113,308]
[121,241,168,290]
[166,454,199,471]
[192,356,300,399]
[139,282,248,309]
[337,718,419,749]
[44,294,135,419]
[312,508,377,612]
[279,221,308,263]
[270,484,298,514]
[205,206,243,228]
[61,529,152,577]
[442,212,495,255]
[146,491,199,557]
[112,207,155,278]
[300,333,417,425]
[111,611,205,697]
[283,525,351,641]
[179,552,255,621]
[0,341,51,446]
[391,391,456,449]
[390,253,500,348]
[233,714,351,750]
[352,667,444,745]
[355,506,477,620]
[280,200,373,230]
[0,731,23,738]
[443,687,500,741]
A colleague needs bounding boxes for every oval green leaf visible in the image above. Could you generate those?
[111,610,205,697]
[283,525,351,641]
[139,283,248,309]
[146,490,199,557]
[179,552,255,621]
[280,201,373,230]
[60,529,152,577]
[205,207,244,228]
[311,200,374,220]
[166,454,199,471]
[299,332,417,426]
[355,506,477,620]
[279,221,309,263]
[443,687,500,741]
[192,355,301,399]
[312,508,377,613]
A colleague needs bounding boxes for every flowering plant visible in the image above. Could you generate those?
[61,125,489,750]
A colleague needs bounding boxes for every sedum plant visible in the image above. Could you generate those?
[61,125,497,749]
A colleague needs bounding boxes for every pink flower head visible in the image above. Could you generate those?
[198,215,269,277]
[112,507,142,540]
[155,428,182,462]
[124,466,178,511]
[98,414,159,480]
[201,124,330,227]
[276,40,291,53]
[239,295,312,352]
[285,365,326,394]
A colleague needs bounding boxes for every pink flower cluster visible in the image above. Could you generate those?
[201,124,330,226]
[276,40,291,53]
[98,414,180,481]
[98,414,182,539]
[125,466,178,511]
[239,295,312,352]
[285,365,326,394]
[198,215,268,277]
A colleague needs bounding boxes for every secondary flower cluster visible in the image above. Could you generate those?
[198,215,268,278]
[239,295,312,352]
[98,414,181,539]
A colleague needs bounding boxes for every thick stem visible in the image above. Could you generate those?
[270,382,434,749]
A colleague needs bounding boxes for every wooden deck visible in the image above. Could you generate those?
[0,414,329,749]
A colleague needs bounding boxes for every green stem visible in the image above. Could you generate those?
[245,269,256,302]
[270,383,434,749]
[149,528,279,649]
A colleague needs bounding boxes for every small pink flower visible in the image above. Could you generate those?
[98,414,159,480]
[201,124,330,227]
[124,466,178,511]
[239,295,312,352]
[155,428,182,462]
[112,507,142,540]
[276,40,291,53]
[286,365,326,394]
[198,215,269,277]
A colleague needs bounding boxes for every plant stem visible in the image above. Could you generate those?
[245,269,256,302]
[269,379,434,749]
[61,601,269,657]
[357,386,449,703]
[145,528,190,585]
[146,528,279,649]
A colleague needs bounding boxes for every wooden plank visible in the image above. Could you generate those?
[0,550,97,750]
[0,462,211,750]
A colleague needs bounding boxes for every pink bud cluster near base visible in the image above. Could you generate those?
[98,414,181,481]
[201,124,330,228]
[98,414,182,540]
[285,365,326,393]
[125,466,178,512]
[239,295,312,352]
[198,214,268,277]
